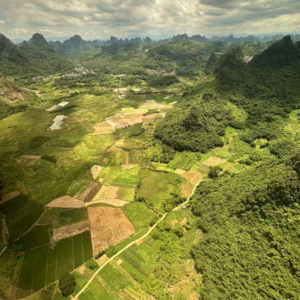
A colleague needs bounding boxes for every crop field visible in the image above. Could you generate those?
[168,152,201,171]
[122,202,157,230]
[16,225,53,251]
[88,206,135,256]
[36,208,65,225]
[80,209,201,299]
[17,231,93,298]
[112,165,141,187]
[137,169,184,210]
[57,207,89,227]
[0,195,44,240]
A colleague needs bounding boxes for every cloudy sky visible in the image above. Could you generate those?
[0,0,300,40]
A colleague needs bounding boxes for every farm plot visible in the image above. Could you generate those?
[57,208,89,227]
[18,154,41,166]
[46,196,85,208]
[67,180,92,198]
[77,182,102,202]
[181,170,205,197]
[123,202,157,230]
[36,208,65,225]
[89,121,116,135]
[91,165,103,180]
[1,190,20,203]
[16,225,53,251]
[137,169,184,210]
[18,231,93,297]
[88,207,135,256]
[112,165,140,187]
[203,156,227,166]
[52,221,90,241]
[0,194,43,240]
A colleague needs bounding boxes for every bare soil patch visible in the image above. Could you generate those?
[182,170,204,185]
[91,165,103,180]
[203,156,227,167]
[90,121,116,135]
[87,199,129,207]
[1,190,20,203]
[88,206,135,256]
[96,254,109,267]
[122,164,138,170]
[47,196,85,208]
[175,169,186,175]
[182,171,204,197]
[77,182,102,202]
[52,220,90,241]
[102,157,109,165]
[18,155,41,166]
[142,113,159,121]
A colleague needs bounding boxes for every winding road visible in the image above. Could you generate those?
[74,178,203,299]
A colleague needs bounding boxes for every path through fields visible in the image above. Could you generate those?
[74,178,203,299]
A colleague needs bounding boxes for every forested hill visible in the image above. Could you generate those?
[49,34,95,55]
[0,33,74,76]
[191,155,300,299]
[155,35,300,153]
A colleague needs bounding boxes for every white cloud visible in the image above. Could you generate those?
[1,0,300,39]
[0,21,5,24]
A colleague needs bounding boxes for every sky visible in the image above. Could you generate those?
[0,0,300,40]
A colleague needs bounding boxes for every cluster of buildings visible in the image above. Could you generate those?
[32,65,96,82]
[147,69,177,77]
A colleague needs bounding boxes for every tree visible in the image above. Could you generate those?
[208,166,222,180]
[59,273,76,297]
[165,204,173,212]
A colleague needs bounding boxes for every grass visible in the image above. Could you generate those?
[123,202,157,230]
[16,225,53,251]
[0,195,43,240]
[112,166,140,187]
[137,169,184,210]
[117,187,135,202]
[67,180,91,197]
[57,208,88,227]
[168,152,201,171]
[57,237,74,278]
[36,208,65,225]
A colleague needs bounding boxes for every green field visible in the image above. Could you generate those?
[112,166,141,187]
[136,169,184,210]
[123,202,157,230]
[0,195,44,240]
[17,231,93,297]
[16,225,53,251]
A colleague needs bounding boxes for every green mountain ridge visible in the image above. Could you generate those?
[0,33,74,76]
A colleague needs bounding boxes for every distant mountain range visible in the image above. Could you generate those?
[10,32,300,47]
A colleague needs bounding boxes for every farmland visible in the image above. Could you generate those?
[0,79,251,298]
[17,231,93,298]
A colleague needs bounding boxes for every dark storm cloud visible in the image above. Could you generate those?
[0,0,300,39]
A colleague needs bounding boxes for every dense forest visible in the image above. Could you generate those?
[191,155,300,299]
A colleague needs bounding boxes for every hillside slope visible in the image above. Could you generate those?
[0,72,38,119]
[0,33,74,76]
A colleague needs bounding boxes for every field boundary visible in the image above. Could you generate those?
[74,177,203,299]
